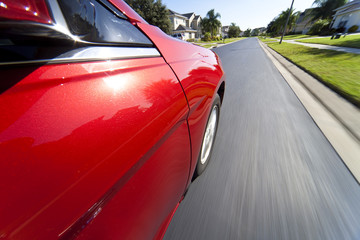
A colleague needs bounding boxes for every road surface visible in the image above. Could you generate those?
[163,38,360,240]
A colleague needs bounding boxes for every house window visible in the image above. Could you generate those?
[338,15,349,28]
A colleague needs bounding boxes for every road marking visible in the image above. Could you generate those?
[258,39,360,184]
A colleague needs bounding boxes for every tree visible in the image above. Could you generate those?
[228,23,241,38]
[277,8,300,34]
[266,8,300,36]
[310,0,348,21]
[124,0,171,34]
[308,19,331,35]
[243,28,251,37]
[251,28,260,36]
[201,9,222,38]
[267,19,278,37]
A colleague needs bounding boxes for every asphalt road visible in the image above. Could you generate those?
[163,38,360,240]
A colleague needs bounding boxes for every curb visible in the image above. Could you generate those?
[259,40,360,141]
[258,39,360,183]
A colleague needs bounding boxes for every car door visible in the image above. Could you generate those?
[0,0,191,239]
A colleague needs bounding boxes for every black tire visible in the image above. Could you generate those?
[194,94,221,178]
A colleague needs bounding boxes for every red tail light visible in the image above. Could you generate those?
[0,0,52,24]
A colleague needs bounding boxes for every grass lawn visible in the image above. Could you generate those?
[297,34,360,49]
[194,38,245,48]
[266,42,360,105]
[274,34,315,40]
[224,37,246,43]
[196,37,245,44]
[258,37,278,43]
[201,44,214,48]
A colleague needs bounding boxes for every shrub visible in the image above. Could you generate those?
[336,26,346,33]
[186,38,195,42]
[308,19,330,35]
[348,25,359,33]
[202,32,211,41]
[320,27,335,36]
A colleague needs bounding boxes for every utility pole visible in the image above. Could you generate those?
[280,0,295,44]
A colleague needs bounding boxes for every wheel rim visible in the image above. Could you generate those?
[200,105,218,165]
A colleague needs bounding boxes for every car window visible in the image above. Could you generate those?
[0,0,157,67]
[57,0,152,45]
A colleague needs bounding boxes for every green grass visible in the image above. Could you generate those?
[201,44,214,48]
[258,37,278,43]
[196,40,220,43]
[274,34,315,40]
[297,34,360,49]
[197,37,245,44]
[223,37,245,43]
[266,42,360,105]
[194,38,245,48]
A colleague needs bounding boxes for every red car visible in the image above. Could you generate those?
[0,0,225,239]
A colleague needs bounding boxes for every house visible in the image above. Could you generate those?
[169,10,202,40]
[294,8,316,34]
[331,0,360,32]
[222,26,230,38]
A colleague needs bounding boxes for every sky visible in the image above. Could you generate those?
[162,0,316,30]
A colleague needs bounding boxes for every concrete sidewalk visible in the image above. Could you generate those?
[258,39,360,183]
[285,40,360,54]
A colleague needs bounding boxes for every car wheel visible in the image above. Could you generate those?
[194,94,221,177]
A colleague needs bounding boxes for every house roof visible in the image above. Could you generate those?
[334,0,360,16]
[168,9,180,15]
[168,9,188,19]
[334,0,360,11]
[182,12,195,18]
[296,8,316,24]
[169,10,201,22]
[176,25,197,32]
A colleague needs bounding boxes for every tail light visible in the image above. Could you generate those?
[0,0,52,24]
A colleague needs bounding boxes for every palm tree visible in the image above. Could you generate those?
[310,0,348,21]
[201,9,221,38]
[279,8,300,33]
[267,8,300,36]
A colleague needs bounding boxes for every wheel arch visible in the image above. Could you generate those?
[217,81,225,104]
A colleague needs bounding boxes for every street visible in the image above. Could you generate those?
[163,38,360,240]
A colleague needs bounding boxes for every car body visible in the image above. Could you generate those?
[0,0,225,239]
